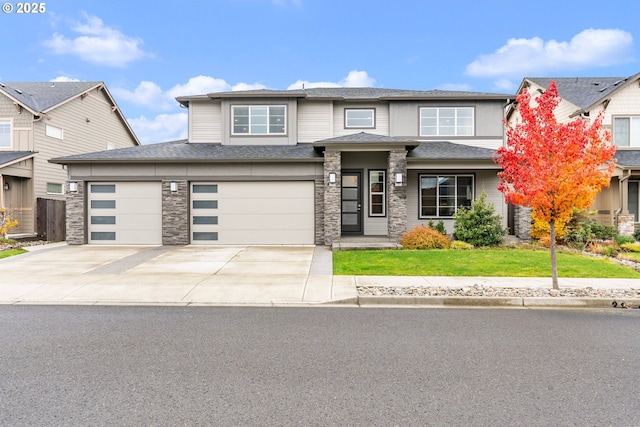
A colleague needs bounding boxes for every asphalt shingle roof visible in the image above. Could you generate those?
[50,140,323,163]
[0,151,35,166]
[526,77,629,110]
[315,132,417,145]
[409,141,496,160]
[0,82,101,113]
[613,150,640,168]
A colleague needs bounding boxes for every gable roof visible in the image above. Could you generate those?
[0,151,36,168]
[0,81,141,145]
[518,72,640,115]
[313,132,417,148]
[177,87,513,106]
[409,141,495,160]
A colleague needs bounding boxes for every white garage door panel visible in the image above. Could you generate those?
[191,181,315,245]
[88,182,162,245]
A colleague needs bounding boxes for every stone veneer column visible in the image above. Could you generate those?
[314,178,325,245]
[388,149,407,242]
[514,206,532,240]
[617,213,635,237]
[66,181,85,244]
[162,180,189,245]
[323,150,341,245]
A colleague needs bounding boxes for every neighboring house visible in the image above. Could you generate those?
[0,82,140,236]
[508,73,640,235]
[51,87,512,246]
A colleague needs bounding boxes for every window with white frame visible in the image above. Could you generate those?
[420,107,474,136]
[419,174,473,217]
[232,105,286,135]
[369,170,386,216]
[46,182,64,195]
[0,120,11,148]
[45,124,64,140]
[613,116,640,147]
[345,109,375,128]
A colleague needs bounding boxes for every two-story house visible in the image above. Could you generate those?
[51,87,512,246]
[0,82,140,236]
[508,72,640,236]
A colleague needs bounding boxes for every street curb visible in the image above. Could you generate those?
[357,296,640,308]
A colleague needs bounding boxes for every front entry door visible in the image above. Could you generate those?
[341,171,362,234]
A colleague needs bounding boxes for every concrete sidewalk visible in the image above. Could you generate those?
[1,243,639,308]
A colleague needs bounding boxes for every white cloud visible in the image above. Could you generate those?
[128,113,188,145]
[492,79,516,92]
[111,81,169,109]
[166,75,232,98]
[466,28,634,78]
[50,75,80,82]
[43,13,150,67]
[287,70,375,89]
[231,82,269,91]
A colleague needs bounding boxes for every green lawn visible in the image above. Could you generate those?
[334,248,640,278]
[0,248,27,259]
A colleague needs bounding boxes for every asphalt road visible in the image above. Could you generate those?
[1,306,638,426]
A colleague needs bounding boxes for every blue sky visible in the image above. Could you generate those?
[1,0,638,144]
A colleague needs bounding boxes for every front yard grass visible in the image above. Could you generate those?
[0,248,27,259]
[334,248,640,278]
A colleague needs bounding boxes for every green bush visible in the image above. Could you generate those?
[615,234,635,246]
[589,221,617,240]
[621,242,640,252]
[450,240,474,250]
[453,192,505,246]
[600,244,618,257]
[427,219,447,235]
[563,213,618,249]
[634,227,640,242]
[400,225,451,249]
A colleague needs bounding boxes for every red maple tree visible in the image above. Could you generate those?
[495,81,616,289]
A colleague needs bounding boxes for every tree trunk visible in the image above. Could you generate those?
[550,219,559,289]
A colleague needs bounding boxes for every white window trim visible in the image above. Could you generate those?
[0,118,13,149]
[613,115,640,147]
[45,124,64,140]
[419,107,475,137]
[419,174,474,218]
[345,108,375,129]
[369,170,386,217]
[46,182,64,195]
[231,105,287,135]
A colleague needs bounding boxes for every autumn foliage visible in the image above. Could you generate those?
[495,81,616,288]
[400,225,451,249]
[0,207,19,238]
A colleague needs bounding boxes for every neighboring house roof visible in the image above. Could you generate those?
[49,140,323,164]
[0,81,141,145]
[0,151,36,167]
[614,150,640,168]
[409,141,496,160]
[518,72,640,116]
[177,87,513,106]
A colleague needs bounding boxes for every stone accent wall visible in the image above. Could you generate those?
[65,181,85,245]
[513,206,532,240]
[388,149,407,241]
[314,178,325,245]
[323,150,341,245]
[162,180,189,245]
[617,213,635,237]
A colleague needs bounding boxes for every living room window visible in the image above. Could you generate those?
[0,119,11,148]
[369,170,386,216]
[232,105,286,135]
[419,174,473,217]
[613,116,640,147]
[345,109,375,128]
[420,107,474,136]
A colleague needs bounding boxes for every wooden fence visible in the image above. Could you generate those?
[36,198,66,241]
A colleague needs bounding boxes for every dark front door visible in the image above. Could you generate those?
[341,170,362,234]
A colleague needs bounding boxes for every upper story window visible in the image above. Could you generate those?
[420,107,474,136]
[613,116,640,147]
[0,119,11,148]
[45,124,64,140]
[232,105,286,135]
[345,109,375,128]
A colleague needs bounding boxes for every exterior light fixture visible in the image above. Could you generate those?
[69,182,78,192]
[170,181,178,192]
[328,172,337,184]
[395,173,404,186]
[3,182,9,190]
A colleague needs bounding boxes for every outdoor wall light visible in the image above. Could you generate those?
[170,181,178,192]
[395,173,404,186]
[328,172,337,184]
[69,182,78,192]
[3,182,9,191]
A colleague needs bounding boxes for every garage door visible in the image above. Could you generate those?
[88,182,162,244]
[191,181,314,245]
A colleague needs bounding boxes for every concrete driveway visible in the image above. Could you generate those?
[0,244,357,305]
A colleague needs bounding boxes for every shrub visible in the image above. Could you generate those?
[634,227,640,242]
[531,214,568,240]
[400,225,451,249]
[621,242,640,252]
[427,219,447,235]
[615,234,635,246]
[453,192,506,246]
[450,240,474,250]
[0,208,19,238]
[600,244,619,257]
[589,221,617,240]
